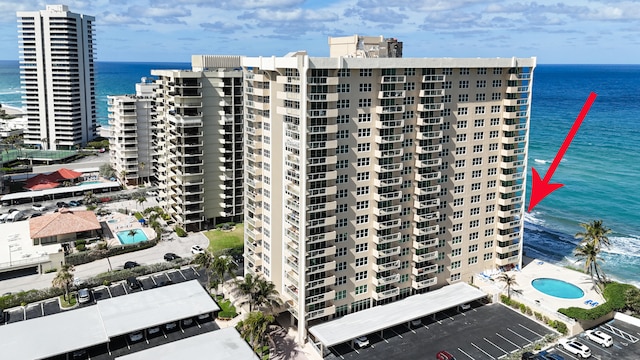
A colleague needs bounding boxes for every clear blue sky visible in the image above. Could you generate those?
[0,0,638,63]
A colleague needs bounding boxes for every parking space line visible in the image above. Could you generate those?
[555,347,578,360]
[122,283,129,295]
[496,333,520,350]
[177,269,188,280]
[106,286,113,298]
[125,337,131,350]
[517,323,544,338]
[457,348,475,359]
[389,327,403,339]
[471,342,495,359]
[484,337,508,355]
[507,327,533,342]
[40,302,44,316]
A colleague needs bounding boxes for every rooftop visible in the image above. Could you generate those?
[29,209,101,238]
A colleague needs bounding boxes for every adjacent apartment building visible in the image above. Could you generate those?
[107,79,157,186]
[242,35,535,344]
[17,4,97,150]
[150,56,244,231]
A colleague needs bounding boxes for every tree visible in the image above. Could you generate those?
[83,191,98,206]
[497,272,522,299]
[99,163,115,178]
[127,229,137,244]
[136,194,147,210]
[238,311,275,356]
[575,220,612,251]
[233,273,261,312]
[574,240,606,286]
[93,242,113,271]
[120,170,127,185]
[139,162,146,185]
[52,264,75,301]
[211,255,238,295]
[40,138,48,150]
[253,277,283,314]
[193,250,215,290]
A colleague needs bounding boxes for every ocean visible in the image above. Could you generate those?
[1,60,639,286]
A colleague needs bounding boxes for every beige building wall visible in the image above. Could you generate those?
[243,53,535,344]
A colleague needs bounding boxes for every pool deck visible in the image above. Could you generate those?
[97,211,156,247]
[478,258,605,313]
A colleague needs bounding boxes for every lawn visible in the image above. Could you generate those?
[59,294,77,308]
[204,223,244,253]
[215,295,238,319]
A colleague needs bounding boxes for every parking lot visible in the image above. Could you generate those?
[545,319,640,360]
[327,303,555,360]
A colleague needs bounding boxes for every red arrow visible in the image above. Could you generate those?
[527,92,597,212]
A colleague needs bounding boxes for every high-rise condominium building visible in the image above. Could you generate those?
[107,79,157,186]
[242,36,535,344]
[17,4,96,150]
[151,56,244,232]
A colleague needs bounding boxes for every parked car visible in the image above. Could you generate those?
[182,318,194,327]
[164,253,180,261]
[78,288,91,304]
[127,277,141,290]
[436,351,456,360]
[146,191,158,196]
[30,213,42,218]
[411,319,422,327]
[124,261,139,269]
[354,336,369,348]
[147,326,161,335]
[537,350,565,360]
[69,200,80,207]
[191,245,205,254]
[558,339,591,358]
[73,277,86,287]
[197,313,210,320]
[128,331,144,342]
[32,204,45,211]
[585,329,613,347]
[0,308,5,323]
[164,322,178,331]
[56,202,69,208]
[460,303,471,310]
[72,349,88,359]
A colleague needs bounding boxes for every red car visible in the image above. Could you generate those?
[436,351,456,360]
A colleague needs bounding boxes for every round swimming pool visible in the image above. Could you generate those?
[531,278,584,299]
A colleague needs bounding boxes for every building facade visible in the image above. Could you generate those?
[242,41,535,343]
[151,56,244,232]
[17,4,97,150]
[108,80,157,186]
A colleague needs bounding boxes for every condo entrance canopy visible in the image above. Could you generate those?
[308,282,487,348]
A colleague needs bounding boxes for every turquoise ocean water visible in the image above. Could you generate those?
[1,61,639,286]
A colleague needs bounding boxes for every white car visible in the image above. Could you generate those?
[164,322,178,331]
[148,326,161,335]
[32,204,45,211]
[128,331,144,342]
[559,338,591,358]
[585,330,613,347]
[191,245,205,254]
[354,336,370,348]
[411,319,422,327]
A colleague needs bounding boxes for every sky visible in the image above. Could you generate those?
[0,0,639,63]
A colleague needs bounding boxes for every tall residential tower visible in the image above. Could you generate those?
[17,4,96,150]
[242,36,535,344]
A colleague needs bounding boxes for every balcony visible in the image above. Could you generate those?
[373,205,402,216]
[307,261,336,275]
[497,220,521,231]
[416,144,442,154]
[412,238,438,250]
[374,163,403,173]
[378,90,405,99]
[372,260,401,272]
[422,75,445,82]
[499,172,524,182]
[307,305,336,320]
[307,246,337,259]
[375,105,405,114]
[374,134,404,144]
[373,191,402,202]
[373,218,402,231]
[308,109,338,118]
[416,158,442,168]
[496,232,520,243]
[415,171,441,182]
[509,73,531,80]
[372,287,400,300]
[497,196,523,206]
[413,225,439,236]
[413,212,439,222]
[501,160,525,169]
[373,176,402,187]
[417,131,443,140]
[495,255,520,266]
[375,120,404,129]
[506,86,529,94]
[496,243,521,254]
[306,275,336,290]
[373,245,401,258]
[498,184,523,194]
[500,147,525,157]
[374,148,403,159]
[306,290,336,305]
[419,89,444,97]
[414,198,440,209]
[412,277,437,289]
[502,122,528,132]
[381,75,406,83]
[373,232,401,245]
[372,273,401,286]
[307,76,339,85]
[412,250,438,263]
[307,93,339,102]
[417,116,443,126]
[417,103,444,112]
[414,185,440,196]
[412,264,438,276]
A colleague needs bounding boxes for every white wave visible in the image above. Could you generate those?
[524,211,546,226]
[601,236,640,258]
[534,159,547,164]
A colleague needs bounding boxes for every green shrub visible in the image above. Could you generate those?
[65,240,157,266]
[534,311,542,320]
[555,321,568,335]
[0,288,65,309]
[526,306,533,316]
[76,243,86,251]
[86,204,97,211]
[175,226,187,237]
[558,282,633,320]
[44,268,57,274]
[519,303,527,313]
[75,239,87,246]
[218,311,237,319]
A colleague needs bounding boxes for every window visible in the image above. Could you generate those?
[473,145,483,153]
[360,68,372,76]
[485,216,495,225]
[486,193,496,200]
[338,69,350,77]
[337,204,347,213]
[403,96,415,105]
[472,169,482,178]
[335,290,347,300]
[454,185,464,194]
[476,93,486,101]
[405,68,416,76]
[337,189,348,198]
[357,128,371,137]
[356,200,369,210]
[485,228,494,236]
[484,253,494,261]
[460,68,470,75]
[443,94,452,103]
[458,94,469,102]
[484,240,494,249]
[472,157,482,166]
[469,244,478,252]
[487,180,496,188]
[337,261,347,271]
[356,229,368,238]
[452,223,463,232]
[457,107,468,115]
[452,235,462,244]
[453,210,463,219]
[355,257,368,267]
[358,98,372,108]
[491,92,501,100]
[338,144,349,154]
[455,147,466,155]
[337,247,347,257]
[469,232,479,241]
[356,157,370,167]
[355,271,368,281]
[443,68,453,75]
[356,172,369,181]
[490,118,500,126]
[451,260,461,269]
[337,83,350,93]
[477,68,487,74]
[403,124,414,134]
[459,80,469,88]
[359,83,372,92]
[402,111,415,119]
[486,204,495,212]
[404,82,416,90]
[356,186,369,195]
[470,219,480,228]
[336,276,347,286]
[473,132,484,140]
[489,155,498,163]
[358,113,371,122]
[471,195,481,203]
[337,114,349,124]
[457,120,468,129]
[454,159,466,168]
[489,143,498,151]
[492,79,502,87]
[336,159,348,169]
[452,248,462,256]
[357,143,370,152]
[477,80,486,88]
[475,106,485,114]
[454,173,465,181]
[493,68,503,75]
[453,198,464,206]
[443,81,452,89]
[474,119,484,127]
[355,243,368,252]
[468,256,478,265]
[356,215,368,224]
[451,273,461,281]
[471,183,481,191]
[491,105,501,113]
[489,130,499,139]
[337,174,348,183]
[355,285,367,295]
[337,99,349,108]
[456,134,467,142]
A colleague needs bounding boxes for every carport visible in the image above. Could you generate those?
[0,306,109,359]
[97,280,220,342]
[114,327,259,359]
[308,282,487,355]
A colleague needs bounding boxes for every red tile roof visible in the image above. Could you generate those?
[30,210,101,239]
[25,168,82,190]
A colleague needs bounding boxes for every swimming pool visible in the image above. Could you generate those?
[531,278,584,299]
[108,219,118,224]
[116,229,149,245]
[79,181,102,185]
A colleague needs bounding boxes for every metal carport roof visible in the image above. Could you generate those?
[0,306,108,360]
[308,282,487,348]
[97,280,220,337]
[114,327,259,360]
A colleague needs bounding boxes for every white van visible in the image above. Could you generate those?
[586,329,613,347]
[0,213,8,223]
[8,210,22,222]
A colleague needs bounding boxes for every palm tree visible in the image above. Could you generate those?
[120,170,127,185]
[52,264,75,301]
[40,138,48,150]
[497,272,522,299]
[574,240,606,285]
[83,191,98,206]
[233,273,261,312]
[238,311,275,356]
[193,250,215,290]
[139,162,146,185]
[575,220,612,251]
[253,278,283,314]
[127,229,137,244]
[212,255,238,295]
[136,194,147,210]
